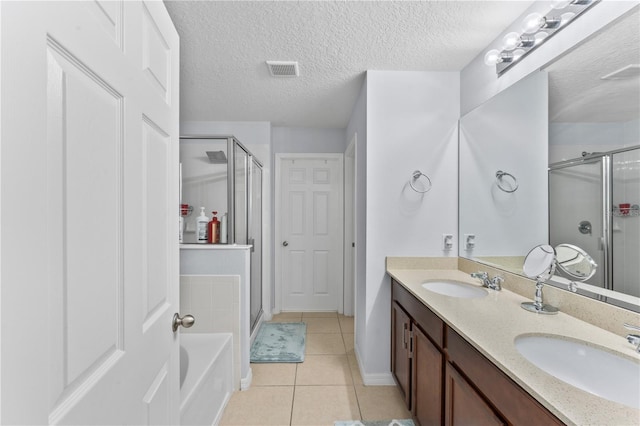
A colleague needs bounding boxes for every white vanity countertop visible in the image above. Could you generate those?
[180,243,251,250]
[387,267,640,426]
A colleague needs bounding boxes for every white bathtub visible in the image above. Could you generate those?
[180,333,233,426]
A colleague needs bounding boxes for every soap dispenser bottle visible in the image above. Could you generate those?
[208,211,219,244]
[196,207,209,243]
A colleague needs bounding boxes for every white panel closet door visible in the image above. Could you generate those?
[0,1,180,424]
[279,156,344,311]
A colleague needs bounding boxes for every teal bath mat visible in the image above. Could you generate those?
[250,322,306,363]
[335,420,415,426]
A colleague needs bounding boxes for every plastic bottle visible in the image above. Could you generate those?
[208,211,219,244]
[220,213,228,243]
[196,207,209,243]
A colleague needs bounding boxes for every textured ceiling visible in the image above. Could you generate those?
[164,1,534,128]
[546,7,640,123]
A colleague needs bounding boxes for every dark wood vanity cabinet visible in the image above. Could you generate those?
[391,279,563,426]
[391,301,412,406]
[444,363,505,426]
[392,280,444,425]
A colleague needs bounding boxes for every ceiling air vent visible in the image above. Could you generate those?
[601,64,640,80]
[266,61,299,78]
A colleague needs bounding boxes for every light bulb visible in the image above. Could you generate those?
[512,49,526,61]
[534,31,549,45]
[502,32,522,51]
[523,12,544,34]
[560,12,576,25]
[484,49,502,66]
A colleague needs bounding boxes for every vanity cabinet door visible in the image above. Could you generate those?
[444,363,505,426]
[392,301,412,407]
[446,328,564,425]
[412,325,443,426]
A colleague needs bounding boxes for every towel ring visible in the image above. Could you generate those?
[496,170,518,193]
[410,170,432,193]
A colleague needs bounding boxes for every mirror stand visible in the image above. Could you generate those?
[521,280,559,315]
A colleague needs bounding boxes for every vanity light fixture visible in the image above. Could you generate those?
[484,0,599,75]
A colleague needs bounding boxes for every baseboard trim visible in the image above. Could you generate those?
[240,367,252,391]
[354,344,396,386]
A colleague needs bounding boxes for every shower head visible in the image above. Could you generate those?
[206,150,227,164]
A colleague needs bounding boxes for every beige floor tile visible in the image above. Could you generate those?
[270,312,303,322]
[338,316,354,333]
[306,333,346,355]
[342,333,354,355]
[219,386,294,425]
[302,311,338,318]
[355,385,411,421]
[296,355,353,385]
[304,317,341,333]
[347,354,363,385]
[251,363,297,386]
[291,385,360,425]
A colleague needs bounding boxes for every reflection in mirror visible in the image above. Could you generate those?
[459,6,640,313]
[555,243,597,281]
[522,244,556,280]
[459,70,548,271]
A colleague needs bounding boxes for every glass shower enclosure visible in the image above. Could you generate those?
[549,145,640,299]
[180,135,263,332]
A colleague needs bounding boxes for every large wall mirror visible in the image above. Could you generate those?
[459,6,640,312]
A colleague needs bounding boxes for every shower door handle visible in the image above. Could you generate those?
[172,313,195,332]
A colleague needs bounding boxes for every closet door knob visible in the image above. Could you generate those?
[282,241,289,247]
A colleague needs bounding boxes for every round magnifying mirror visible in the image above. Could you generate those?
[522,244,556,280]
[555,243,597,281]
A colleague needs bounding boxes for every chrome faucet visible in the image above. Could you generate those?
[624,323,640,353]
[470,271,503,291]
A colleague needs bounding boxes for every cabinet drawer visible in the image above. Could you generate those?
[392,280,444,349]
[446,327,563,426]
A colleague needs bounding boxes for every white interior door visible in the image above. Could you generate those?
[0,1,180,424]
[277,155,344,312]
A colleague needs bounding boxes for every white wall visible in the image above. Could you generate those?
[346,77,367,367]
[460,1,639,115]
[272,127,346,154]
[549,118,640,162]
[459,71,548,258]
[180,121,273,319]
[361,71,459,382]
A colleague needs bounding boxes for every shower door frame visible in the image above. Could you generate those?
[179,135,264,331]
[549,144,640,292]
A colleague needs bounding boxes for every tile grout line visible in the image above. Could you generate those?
[290,363,298,426]
[342,326,364,422]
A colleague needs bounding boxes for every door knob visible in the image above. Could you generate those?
[172,313,195,332]
[282,241,289,247]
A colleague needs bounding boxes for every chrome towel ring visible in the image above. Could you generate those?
[496,170,518,193]
[410,170,432,193]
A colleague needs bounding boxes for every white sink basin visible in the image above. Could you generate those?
[421,280,488,299]
[515,334,640,409]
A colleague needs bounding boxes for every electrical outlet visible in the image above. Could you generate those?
[464,234,476,250]
[442,234,453,251]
